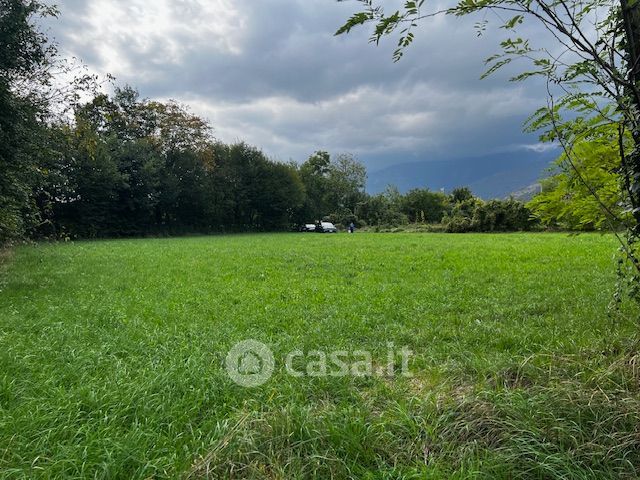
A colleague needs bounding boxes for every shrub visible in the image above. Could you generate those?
[472,199,535,232]
[443,198,536,232]
[443,213,474,233]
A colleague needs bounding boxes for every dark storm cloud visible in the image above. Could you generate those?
[44,0,553,167]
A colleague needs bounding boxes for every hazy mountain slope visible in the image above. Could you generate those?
[367,150,557,199]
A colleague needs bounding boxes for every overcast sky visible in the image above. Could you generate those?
[44,0,552,171]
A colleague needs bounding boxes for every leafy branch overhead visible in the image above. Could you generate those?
[336,0,430,61]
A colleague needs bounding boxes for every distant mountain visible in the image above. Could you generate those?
[510,183,543,202]
[366,149,558,199]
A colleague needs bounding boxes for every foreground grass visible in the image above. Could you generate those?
[0,233,638,479]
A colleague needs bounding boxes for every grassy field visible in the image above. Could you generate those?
[1,233,639,479]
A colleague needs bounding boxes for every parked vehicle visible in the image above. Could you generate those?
[300,223,316,232]
[317,222,338,233]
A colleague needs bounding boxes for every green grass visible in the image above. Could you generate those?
[0,233,639,479]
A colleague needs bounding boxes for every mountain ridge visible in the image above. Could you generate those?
[366,150,557,199]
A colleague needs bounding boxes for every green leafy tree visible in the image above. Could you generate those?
[528,125,627,230]
[326,153,367,213]
[254,162,305,230]
[0,0,55,241]
[54,126,126,238]
[50,89,229,237]
[299,151,366,222]
[450,187,473,204]
[299,151,332,221]
[158,148,211,232]
[401,188,449,223]
[214,143,304,231]
[356,186,408,226]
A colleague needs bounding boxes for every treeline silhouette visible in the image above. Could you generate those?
[1,2,534,243]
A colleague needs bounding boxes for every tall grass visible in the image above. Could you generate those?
[0,233,637,478]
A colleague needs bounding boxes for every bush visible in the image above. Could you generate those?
[443,213,474,233]
[443,198,536,233]
[472,199,535,232]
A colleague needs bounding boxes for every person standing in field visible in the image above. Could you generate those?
[349,222,355,234]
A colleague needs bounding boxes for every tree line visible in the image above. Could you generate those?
[0,0,538,242]
[37,87,310,237]
[6,82,539,239]
[2,0,613,244]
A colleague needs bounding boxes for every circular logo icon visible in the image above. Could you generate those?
[225,340,274,387]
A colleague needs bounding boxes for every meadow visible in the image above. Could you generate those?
[1,233,639,479]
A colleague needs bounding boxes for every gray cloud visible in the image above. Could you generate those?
[45,0,554,170]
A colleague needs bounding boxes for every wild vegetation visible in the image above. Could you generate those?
[1,233,638,479]
[2,2,640,478]
[528,124,627,231]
